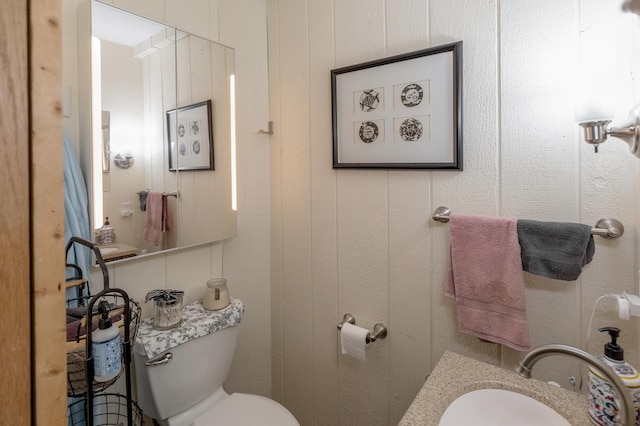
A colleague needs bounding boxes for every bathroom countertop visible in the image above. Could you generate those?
[97,242,138,262]
[398,351,590,426]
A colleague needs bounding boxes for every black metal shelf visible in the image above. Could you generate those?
[65,237,144,426]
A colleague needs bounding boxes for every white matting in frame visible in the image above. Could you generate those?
[331,41,462,169]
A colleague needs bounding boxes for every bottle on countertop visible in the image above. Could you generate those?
[92,300,121,382]
[588,326,640,426]
[98,217,116,245]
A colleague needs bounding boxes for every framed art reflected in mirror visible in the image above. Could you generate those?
[167,100,214,171]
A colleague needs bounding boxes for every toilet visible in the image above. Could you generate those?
[134,299,299,426]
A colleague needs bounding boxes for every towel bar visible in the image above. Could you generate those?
[431,206,624,239]
[337,313,388,344]
[136,189,179,199]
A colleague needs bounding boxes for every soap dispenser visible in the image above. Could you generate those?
[588,327,640,426]
[92,300,122,382]
[98,217,116,245]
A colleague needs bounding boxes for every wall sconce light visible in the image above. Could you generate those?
[113,151,135,169]
[578,104,640,157]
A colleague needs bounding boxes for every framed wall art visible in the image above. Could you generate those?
[331,41,462,169]
[167,100,214,171]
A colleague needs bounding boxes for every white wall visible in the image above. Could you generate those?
[268,0,640,425]
[62,0,271,398]
[100,40,146,248]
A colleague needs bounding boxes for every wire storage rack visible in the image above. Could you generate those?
[65,237,144,426]
[67,393,145,426]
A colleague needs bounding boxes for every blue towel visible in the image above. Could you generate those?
[64,136,93,426]
[64,136,92,297]
[517,219,595,281]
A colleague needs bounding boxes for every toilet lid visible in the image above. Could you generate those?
[192,393,299,426]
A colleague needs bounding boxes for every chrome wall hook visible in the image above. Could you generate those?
[337,313,388,344]
[258,121,273,135]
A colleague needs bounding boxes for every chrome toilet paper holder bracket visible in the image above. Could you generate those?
[337,313,388,344]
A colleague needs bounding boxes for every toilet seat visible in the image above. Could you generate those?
[192,393,299,426]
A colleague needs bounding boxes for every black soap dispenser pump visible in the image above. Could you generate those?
[587,327,640,425]
[601,326,624,362]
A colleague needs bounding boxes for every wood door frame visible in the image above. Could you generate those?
[1,1,33,422]
[31,0,66,423]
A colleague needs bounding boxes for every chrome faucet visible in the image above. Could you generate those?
[516,343,634,426]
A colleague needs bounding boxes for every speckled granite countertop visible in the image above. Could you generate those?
[398,351,590,425]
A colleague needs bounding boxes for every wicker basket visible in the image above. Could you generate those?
[67,393,145,426]
[66,293,141,396]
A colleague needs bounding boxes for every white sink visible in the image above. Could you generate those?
[99,247,119,255]
[439,388,571,426]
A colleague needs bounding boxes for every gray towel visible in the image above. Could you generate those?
[138,190,149,211]
[517,219,595,281]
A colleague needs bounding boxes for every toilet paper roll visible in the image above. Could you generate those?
[340,322,369,362]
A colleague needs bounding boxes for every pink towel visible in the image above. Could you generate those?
[445,213,530,351]
[143,192,170,245]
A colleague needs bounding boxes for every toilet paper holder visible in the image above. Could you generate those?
[337,313,388,344]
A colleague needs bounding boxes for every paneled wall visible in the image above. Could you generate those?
[100,40,147,249]
[268,0,640,425]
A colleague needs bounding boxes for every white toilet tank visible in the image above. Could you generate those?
[134,299,243,421]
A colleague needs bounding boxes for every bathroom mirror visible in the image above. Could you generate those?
[77,1,237,262]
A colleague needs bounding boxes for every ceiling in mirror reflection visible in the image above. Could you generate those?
[92,2,166,47]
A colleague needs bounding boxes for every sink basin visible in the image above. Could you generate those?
[99,247,119,255]
[439,388,571,426]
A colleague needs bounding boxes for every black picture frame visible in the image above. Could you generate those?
[167,100,214,171]
[331,41,462,170]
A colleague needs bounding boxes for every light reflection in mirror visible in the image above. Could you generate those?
[230,74,237,212]
[91,36,103,229]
